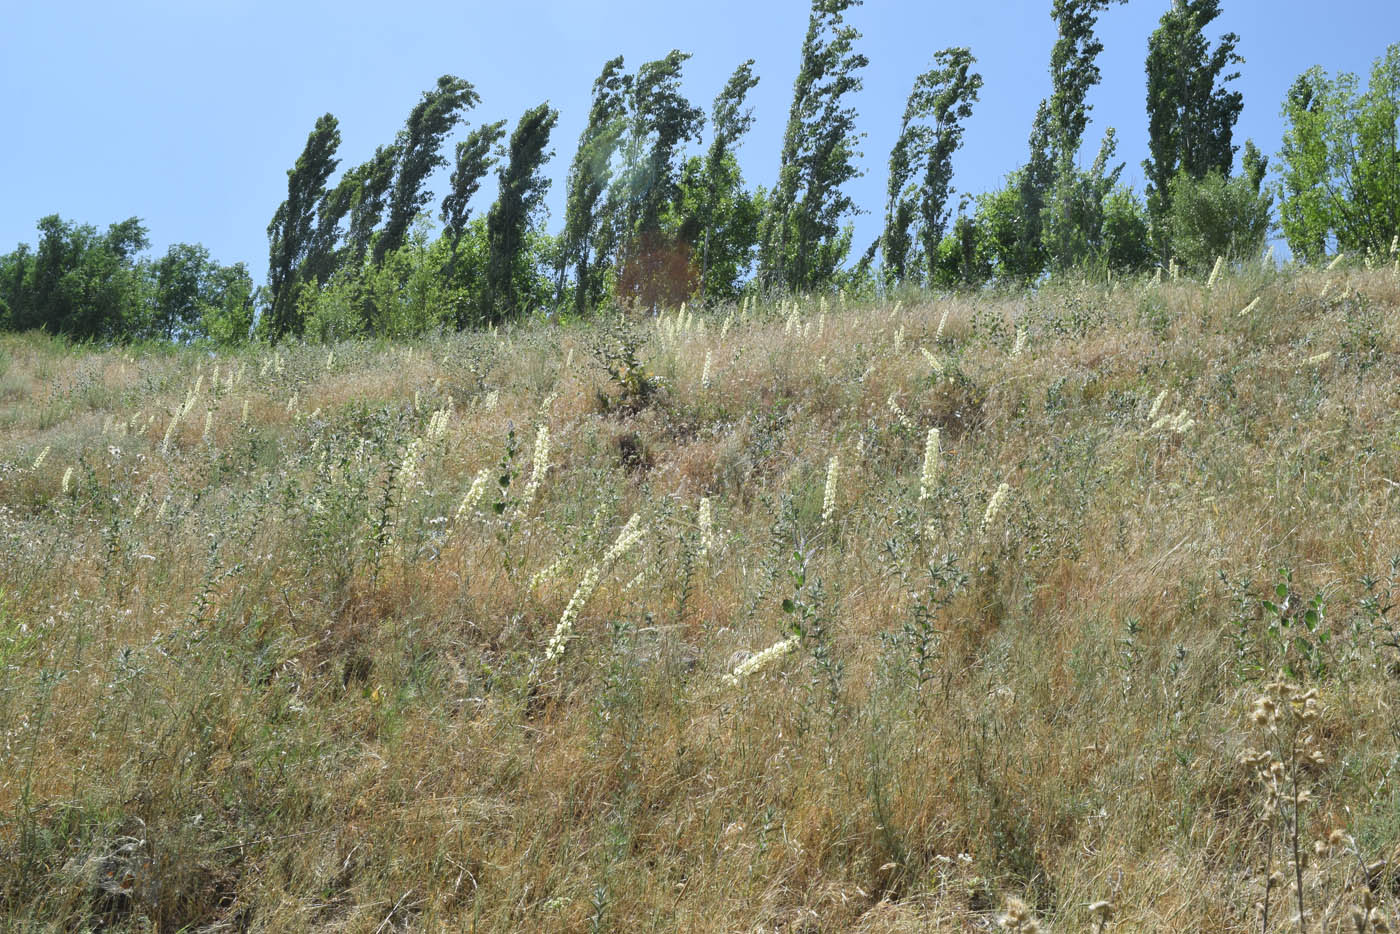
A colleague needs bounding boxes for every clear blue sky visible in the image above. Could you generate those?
[3,0,1396,280]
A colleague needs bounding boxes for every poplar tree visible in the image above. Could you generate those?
[441,120,507,283]
[375,75,479,265]
[696,60,760,298]
[760,0,868,293]
[1143,0,1244,254]
[266,113,340,339]
[1008,0,1123,279]
[882,48,983,286]
[560,57,630,315]
[484,103,559,322]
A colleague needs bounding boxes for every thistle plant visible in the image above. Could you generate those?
[998,896,1042,933]
[1208,255,1225,288]
[1010,327,1026,357]
[32,446,49,471]
[700,351,713,391]
[1239,681,1327,932]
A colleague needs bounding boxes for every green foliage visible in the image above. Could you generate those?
[1143,0,1245,257]
[441,120,507,285]
[608,51,706,310]
[484,103,560,323]
[689,60,762,302]
[1042,128,1128,275]
[563,56,631,317]
[759,0,867,293]
[1277,44,1400,263]
[1165,168,1273,271]
[882,48,984,287]
[376,75,480,265]
[266,113,341,340]
[673,154,764,302]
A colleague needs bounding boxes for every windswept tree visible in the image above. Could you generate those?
[441,120,506,283]
[882,47,983,286]
[691,60,761,299]
[1018,0,1126,277]
[484,103,560,323]
[375,75,480,265]
[612,51,705,308]
[1143,0,1245,257]
[265,113,340,339]
[562,56,631,315]
[341,146,400,268]
[759,0,868,293]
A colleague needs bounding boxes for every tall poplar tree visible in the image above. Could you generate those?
[560,57,630,315]
[760,0,868,293]
[441,120,506,283]
[375,75,479,265]
[484,103,559,323]
[882,48,983,286]
[266,113,340,340]
[1143,0,1244,256]
[696,60,761,299]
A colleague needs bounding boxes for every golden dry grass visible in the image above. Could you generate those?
[3,266,1400,931]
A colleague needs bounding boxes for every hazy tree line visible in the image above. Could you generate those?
[3,0,1398,344]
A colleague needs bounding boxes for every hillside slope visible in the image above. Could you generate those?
[3,267,1400,931]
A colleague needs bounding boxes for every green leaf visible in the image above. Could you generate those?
[492,501,506,515]
[782,598,796,614]
[1276,582,1289,601]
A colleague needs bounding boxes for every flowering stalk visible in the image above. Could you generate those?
[546,514,645,662]
[521,424,551,506]
[981,482,1010,534]
[723,637,799,686]
[919,428,941,502]
[454,468,492,524]
[698,496,715,559]
[1207,254,1225,288]
[822,456,840,525]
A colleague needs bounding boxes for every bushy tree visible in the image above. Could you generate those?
[1166,167,1272,271]
[1278,44,1400,263]
[0,216,150,340]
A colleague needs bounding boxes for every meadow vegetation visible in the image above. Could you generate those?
[5,259,1400,931]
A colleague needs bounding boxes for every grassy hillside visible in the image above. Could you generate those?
[4,267,1400,931]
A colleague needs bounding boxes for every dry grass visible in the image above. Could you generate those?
[4,265,1400,931]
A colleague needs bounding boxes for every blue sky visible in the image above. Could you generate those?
[3,0,1396,279]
